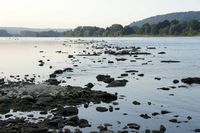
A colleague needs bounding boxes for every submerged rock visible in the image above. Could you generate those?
[181,77,200,85]
[161,60,180,63]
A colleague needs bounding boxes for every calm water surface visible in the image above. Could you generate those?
[0,37,200,133]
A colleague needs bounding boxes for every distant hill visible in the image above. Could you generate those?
[130,11,200,27]
[0,30,11,37]
[0,27,69,35]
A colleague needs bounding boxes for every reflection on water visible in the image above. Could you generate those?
[0,37,200,132]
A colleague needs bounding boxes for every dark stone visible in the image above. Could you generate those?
[46,78,61,85]
[21,95,34,102]
[161,110,171,115]
[132,101,141,105]
[54,70,63,74]
[0,97,11,104]
[68,55,74,58]
[47,118,62,127]
[85,83,94,89]
[96,75,110,81]
[187,116,192,120]
[0,78,5,85]
[127,123,140,130]
[49,74,56,78]
[40,111,47,115]
[155,77,161,80]
[116,58,127,61]
[140,114,151,119]
[96,107,108,112]
[109,106,113,112]
[63,68,73,72]
[106,80,128,87]
[5,114,13,118]
[66,116,79,126]
[108,61,114,64]
[169,119,179,123]
[36,96,54,106]
[181,77,200,85]
[125,70,138,73]
[61,107,79,116]
[152,130,161,133]
[157,87,170,91]
[145,129,151,133]
[64,129,72,133]
[78,119,91,128]
[194,129,200,132]
[152,112,160,116]
[121,73,128,77]
[158,52,166,54]
[21,127,48,133]
[147,47,156,49]
[138,74,144,77]
[160,125,166,132]
[173,80,179,84]
[161,60,180,63]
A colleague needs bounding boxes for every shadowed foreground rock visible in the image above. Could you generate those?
[0,83,117,113]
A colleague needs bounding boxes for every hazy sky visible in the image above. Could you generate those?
[0,0,199,28]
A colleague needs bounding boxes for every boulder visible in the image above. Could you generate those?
[96,107,108,112]
[21,127,48,133]
[46,79,61,85]
[61,106,79,116]
[127,123,140,130]
[181,77,200,85]
[106,80,128,87]
[21,95,34,101]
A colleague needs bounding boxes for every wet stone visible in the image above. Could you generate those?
[161,110,171,115]
[96,107,108,112]
[132,101,141,105]
[127,123,140,130]
[140,114,151,119]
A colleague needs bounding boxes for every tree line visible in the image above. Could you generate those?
[0,19,200,37]
[63,19,200,37]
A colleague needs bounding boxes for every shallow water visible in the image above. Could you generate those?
[0,37,200,132]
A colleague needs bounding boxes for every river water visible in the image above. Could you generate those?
[0,37,200,132]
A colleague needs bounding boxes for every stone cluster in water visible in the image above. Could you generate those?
[0,39,200,133]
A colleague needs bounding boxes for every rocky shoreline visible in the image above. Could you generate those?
[0,38,200,133]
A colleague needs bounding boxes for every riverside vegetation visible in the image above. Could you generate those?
[1,19,200,37]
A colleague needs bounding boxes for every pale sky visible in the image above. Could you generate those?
[0,0,199,28]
